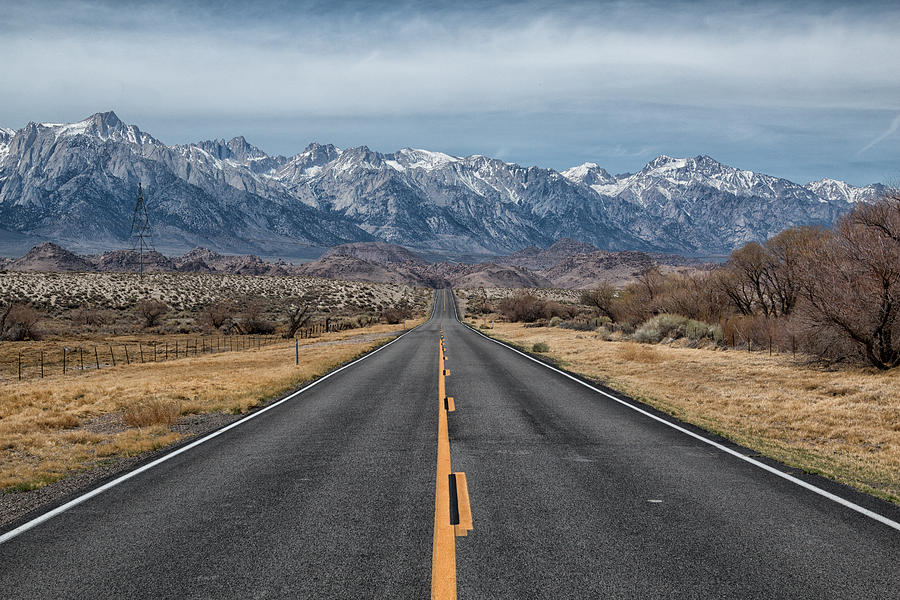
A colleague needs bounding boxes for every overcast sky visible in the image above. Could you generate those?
[1,0,898,185]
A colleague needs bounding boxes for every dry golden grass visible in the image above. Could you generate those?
[486,322,900,503]
[0,320,422,491]
[617,342,662,364]
[123,399,182,428]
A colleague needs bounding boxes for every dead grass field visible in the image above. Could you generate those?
[0,320,422,492]
[481,322,900,503]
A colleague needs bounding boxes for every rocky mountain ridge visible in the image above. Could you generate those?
[0,111,887,258]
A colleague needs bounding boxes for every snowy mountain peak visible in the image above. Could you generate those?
[31,111,159,148]
[646,154,688,170]
[0,110,888,257]
[561,162,615,186]
[806,178,885,204]
[190,136,271,165]
[302,142,342,156]
[392,148,459,170]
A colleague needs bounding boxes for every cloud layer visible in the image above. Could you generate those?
[2,1,898,184]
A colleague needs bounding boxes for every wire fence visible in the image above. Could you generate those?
[0,320,363,383]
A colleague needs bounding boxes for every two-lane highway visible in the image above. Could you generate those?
[1,289,898,598]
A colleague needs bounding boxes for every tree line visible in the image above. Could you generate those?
[490,191,900,369]
[580,190,900,369]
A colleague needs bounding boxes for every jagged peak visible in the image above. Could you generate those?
[89,110,122,126]
[29,111,160,146]
[645,154,688,169]
[303,141,341,153]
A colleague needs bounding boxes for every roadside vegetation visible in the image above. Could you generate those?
[0,273,429,507]
[459,191,900,502]
[465,191,900,370]
[470,322,900,503]
[0,321,423,499]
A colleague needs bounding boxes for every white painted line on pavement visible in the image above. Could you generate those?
[460,316,900,533]
[0,324,422,545]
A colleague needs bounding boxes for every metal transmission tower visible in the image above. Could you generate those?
[130,183,155,277]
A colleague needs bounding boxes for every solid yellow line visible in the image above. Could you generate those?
[432,337,456,599]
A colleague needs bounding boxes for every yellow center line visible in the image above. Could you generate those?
[432,335,456,599]
[432,290,473,598]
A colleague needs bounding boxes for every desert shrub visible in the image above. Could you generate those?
[610,285,653,326]
[549,316,561,327]
[685,319,723,342]
[0,303,42,341]
[123,399,181,428]
[632,323,662,344]
[723,314,778,349]
[498,294,567,322]
[135,299,169,328]
[467,288,493,314]
[72,306,106,328]
[237,302,275,334]
[382,306,411,324]
[634,314,721,344]
[199,300,234,331]
[580,282,617,321]
[532,342,550,353]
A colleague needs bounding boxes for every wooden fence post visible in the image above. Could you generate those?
[109,345,116,367]
[124,345,130,364]
[95,346,100,369]
[139,343,144,363]
[63,348,67,374]
[18,350,22,380]
[295,338,299,366]
[40,350,44,378]
[80,347,84,370]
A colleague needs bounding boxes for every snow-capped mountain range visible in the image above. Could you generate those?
[0,112,887,257]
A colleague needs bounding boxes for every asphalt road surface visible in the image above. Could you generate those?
[1,289,898,599]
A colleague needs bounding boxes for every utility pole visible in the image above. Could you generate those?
[130,183,155,278]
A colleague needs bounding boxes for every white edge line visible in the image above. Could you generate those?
[0,322,424,545]
[457,312,900,533]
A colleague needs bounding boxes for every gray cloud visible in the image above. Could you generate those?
[1,1,898,184]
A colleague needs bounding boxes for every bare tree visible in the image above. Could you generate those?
[0,302,41,341]
[199,300,234,331]
[579,282,617,321]
[283,303,312,338]
[135,299,169,328]
[796,193,900,369]
[235,301,275,335]
[637,267,665,301]
[714,267,755,316]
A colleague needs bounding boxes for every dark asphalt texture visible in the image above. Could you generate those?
[1,289,899,598]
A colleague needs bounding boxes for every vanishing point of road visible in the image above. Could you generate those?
[1,289,898,598]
